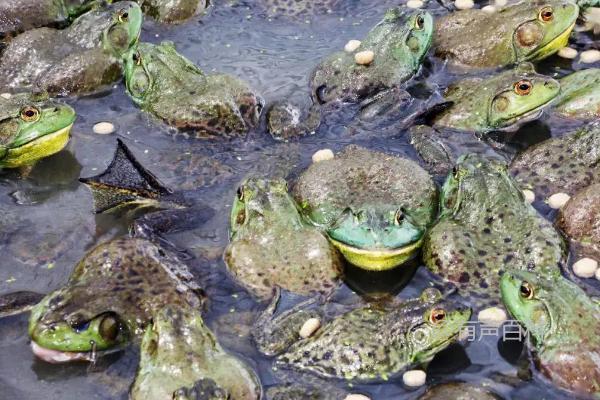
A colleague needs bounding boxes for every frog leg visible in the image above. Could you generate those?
[266,102,322,140]
[358,87,413,123]
[0,291,45,318]
[172,378,230,400]
[131,206,214,238]
[409,125,455,176]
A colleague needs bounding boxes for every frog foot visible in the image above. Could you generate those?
[266,102,322,140]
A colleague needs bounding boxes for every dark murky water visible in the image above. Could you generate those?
[0,0,598,398]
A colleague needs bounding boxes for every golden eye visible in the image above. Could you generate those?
[519,281,535,299]
[132,51,142,66]
[415,15,425,30]
[20,106,40,122]
[539,6,553,22]
[118,9,129,23]
[237,186,245,201]
[394,209,405,225]
[429,308,446,324]
[514,80,532,96]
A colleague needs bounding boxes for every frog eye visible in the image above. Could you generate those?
[514,80,532,96]
[519,281,535,299]
[236,186,245,201]
[118,9,129,23]
[132,51,142,66]
[538,6,553,22]
[415,15,425,30]
[452,166,459,178]
[394,209,405,225]
[429,308,446,324]
[99,315,120,341]
[20,106,40,122]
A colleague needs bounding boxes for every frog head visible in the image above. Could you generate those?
[0,93,75,169]
[102,2,142,59]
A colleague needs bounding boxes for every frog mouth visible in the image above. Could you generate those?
[31,341,95,364]
[3,124,73,168]
[497,101,551,130]
[328,237,422,271]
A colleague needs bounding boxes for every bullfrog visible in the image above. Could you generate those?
[500,270,600,397]
[224,177,343,300]
[434,0,579,69]
[130,305,261,400]
[292,145,438,271]
[267,8,433,139]
[423,154,566,306]
[138,0,208,23]
[553,68,600,120]
[124,41,264,138]
[0,0,106,46]
[431,63,560,133]
[510,122,600,199]
[0,2,142,96]
[28,237,204,363]
[418,382,502,399]
[0,93,76,169]
[557,183,600,260]
[255,288,471,381]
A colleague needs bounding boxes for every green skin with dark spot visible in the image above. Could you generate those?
[434,0,579,68]
[433,63,560,133]
[423,154,566,307]
[501,270,600,397]
[510,122,600,199]
[0,0,108,42]
[225,177,343,300]
[0,2,142,96]
[29,237,203,357]
[130,305,261,400]
[554,68,600,120]
[124,41,264,138]
[557,183,600,260]
[293,145,439,271]
[137,0,208,23]
[257,288,471,381]
[0,93,76,168]
[267,8,433,138]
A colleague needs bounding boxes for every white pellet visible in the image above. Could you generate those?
[312,149,334,163]
[522,189,535,204]
[403,370,427,387]
[481,5,496,13]
[299,318,321,338]
[455,0,474,9]
[93,122,116,135]
[478,307,507,327]
[344,40,361,53]
[595,266,600,281]
[0,93,12,99]
[573,258,598,278]
[355,50,374,65]
[580,49,600,64]
[547,192,571,209]
[344,395,371,400]
[494,0,507,6]
[407,0,425,9]
[558,47,578,59]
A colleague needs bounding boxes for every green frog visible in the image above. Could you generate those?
[418,382,502,399]
[0,0,107,45]
[501,270,600,397]
[557,183,600,260]
[225,177,343,300]
[28,237,204,363]
[553,68,600,120]
[0,93,76,169]
[0,2,142,96]
[510,122,600,199]
[137,0,208,23]
[423,154,566,306]
[267,8,433,139]
[124,41,264,138]
[292,145,438,271]
[432,63,560,133]
[434,0,579,69]
[130,305,261,400]
[255,288,471,381]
